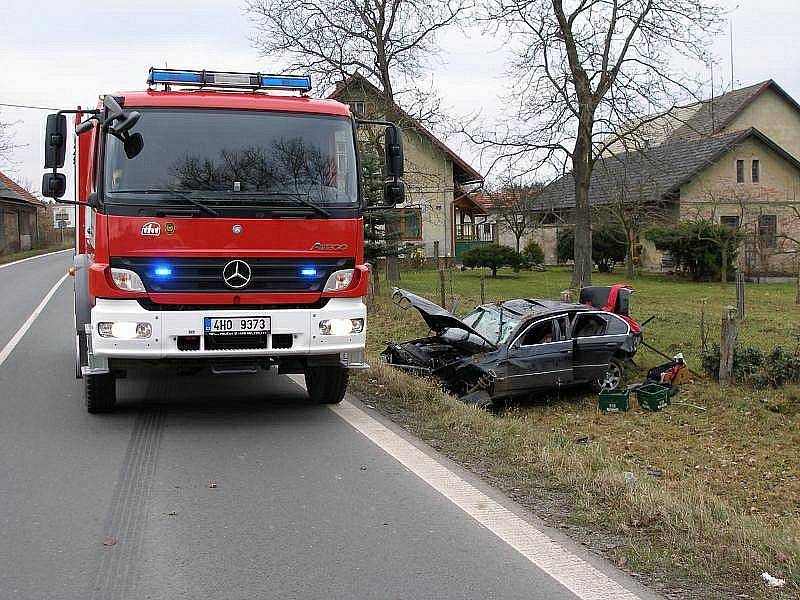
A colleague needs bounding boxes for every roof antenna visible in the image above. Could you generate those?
[729,18,735,90]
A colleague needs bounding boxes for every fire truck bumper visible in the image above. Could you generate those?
[84,297,368,374]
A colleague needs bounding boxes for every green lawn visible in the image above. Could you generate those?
[354,266,800,598]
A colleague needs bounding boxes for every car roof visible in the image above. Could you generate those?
[479,299,591,320]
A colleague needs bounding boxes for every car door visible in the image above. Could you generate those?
[572,312,628,383]
[503,316,573,396]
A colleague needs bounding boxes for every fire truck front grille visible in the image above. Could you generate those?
[111,257,354,294]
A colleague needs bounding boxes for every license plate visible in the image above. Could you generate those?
[204,316,271,336]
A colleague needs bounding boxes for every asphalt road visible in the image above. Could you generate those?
[0,250,656,600]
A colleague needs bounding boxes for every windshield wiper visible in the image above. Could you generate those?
[227,192,331,218]
[108,189,219,217]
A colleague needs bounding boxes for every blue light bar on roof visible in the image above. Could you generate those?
[147,68,312,92]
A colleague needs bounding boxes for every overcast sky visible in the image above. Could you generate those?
[2,0,799,206]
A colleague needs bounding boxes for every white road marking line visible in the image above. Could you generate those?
[0,274,69,368]
[0,247,72,270]
[330,399,644,600]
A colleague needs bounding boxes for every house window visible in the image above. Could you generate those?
[352,101,365,116]
[720,215,740,230]
[398,209,422,239]
[752,159,760,183]
[758,214,777,248]
[736,160,745,183]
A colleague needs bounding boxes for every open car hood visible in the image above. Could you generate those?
[390,288,497,348]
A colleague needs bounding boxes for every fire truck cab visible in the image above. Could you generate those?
[42,68,404,413]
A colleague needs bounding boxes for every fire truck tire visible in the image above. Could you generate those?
[305,365,349,404]
[85,373,117,414]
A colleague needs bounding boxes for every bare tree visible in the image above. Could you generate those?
[245,0,469,113]
[470,0,722,288]
[595,153,668,278]
[0,114,18,165]
[492,183,543,256]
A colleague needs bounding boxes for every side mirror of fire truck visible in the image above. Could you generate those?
[382,125,405,206]
[41,172,67,199]
[44,113,67,169]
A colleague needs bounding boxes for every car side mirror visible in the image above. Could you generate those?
[42,172,67,199]
[44,113,67,169]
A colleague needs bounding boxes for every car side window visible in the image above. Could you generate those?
[520,319,556,346]
[573,314,607,337]
[605,315,630,335]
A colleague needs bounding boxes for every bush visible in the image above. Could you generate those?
[557,224,627,272]
[461,244,520,277]
[521,240,545,267]
[701,344,800,387]
[644,221,741,281]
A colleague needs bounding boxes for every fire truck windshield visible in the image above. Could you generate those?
[103,108,358,210]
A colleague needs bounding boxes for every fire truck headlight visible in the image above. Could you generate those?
[319,318,364,336]
[323,269,355,292]
[110,268,146,292]
[98,322,152,339]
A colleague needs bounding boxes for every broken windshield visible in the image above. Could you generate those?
[104,108,357,207]
[461,307,519,345]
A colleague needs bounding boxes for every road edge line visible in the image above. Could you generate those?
[0,274,69,367]
[329,399,645,600]
[0,247,72,270]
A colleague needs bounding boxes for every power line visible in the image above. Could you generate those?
[0,102,62,111]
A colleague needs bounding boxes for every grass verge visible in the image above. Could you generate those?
[0,244,72,266]
[354,267,800,598]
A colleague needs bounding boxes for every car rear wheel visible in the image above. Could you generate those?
[85,373,117,413]
[595,357,624,392]
[305,365,349,404]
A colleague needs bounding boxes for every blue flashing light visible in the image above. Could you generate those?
[300,268,317,277]
[150,70,203,84]
[153,266,173,277]
[261,75,312,92]
[147,68,312,92]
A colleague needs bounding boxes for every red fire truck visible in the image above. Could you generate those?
[42,68,404,413]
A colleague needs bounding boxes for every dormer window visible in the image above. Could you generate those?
[352,101,366,116]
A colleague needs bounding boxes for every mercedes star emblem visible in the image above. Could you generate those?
[222,260,252,289]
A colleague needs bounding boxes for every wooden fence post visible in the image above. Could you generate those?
[719,306,738,387]
[386,255,400,282]
[480,273,485,305]
[439,268,447,308]
[736,272,745,320]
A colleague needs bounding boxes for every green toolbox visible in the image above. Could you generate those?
[598,388,631,412]
[636,383,671,411]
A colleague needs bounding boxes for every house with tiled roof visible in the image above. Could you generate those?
[328,74,484,260]
[532,80,800,275]
[0,170,47,254]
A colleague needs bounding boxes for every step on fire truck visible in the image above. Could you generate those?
[42,68,405,413]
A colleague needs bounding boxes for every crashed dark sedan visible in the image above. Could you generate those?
[380,287,642,406]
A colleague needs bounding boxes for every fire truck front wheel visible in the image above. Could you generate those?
[305,365,349,404]
[85,373,117,414]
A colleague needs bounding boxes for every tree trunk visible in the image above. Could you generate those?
[492,266,498,278]
[625,237,635,279]
[720,245,728,283]
[571,118,593,289]
[514,235,521,272]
